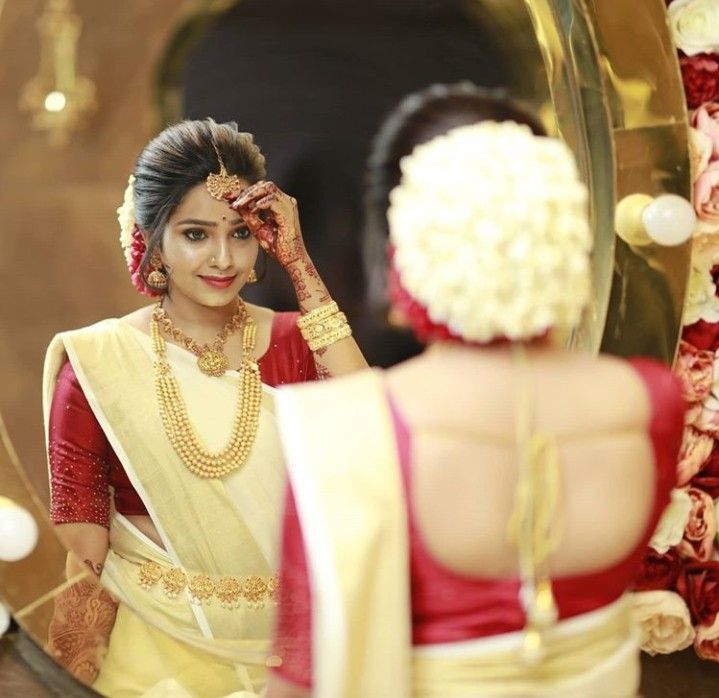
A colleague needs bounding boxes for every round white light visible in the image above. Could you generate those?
[0,603,9,638]
[642,194,696,246]
[0,497,39,562]
[615,193,653,246]
[44,90,67,113]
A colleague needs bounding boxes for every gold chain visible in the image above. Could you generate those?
[152,301,245,377]
[150,301,262,479]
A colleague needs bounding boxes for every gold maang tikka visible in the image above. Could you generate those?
[206,144,243,201]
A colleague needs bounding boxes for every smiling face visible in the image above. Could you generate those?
[158,182,259,308]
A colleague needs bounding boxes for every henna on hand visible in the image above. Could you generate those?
[46,579,118,686]
[231,181,306,268]
[314,361,332,381]
[84,559,104,577]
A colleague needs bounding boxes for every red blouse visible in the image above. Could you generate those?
[272,357,685,689]
[48,312,317,528]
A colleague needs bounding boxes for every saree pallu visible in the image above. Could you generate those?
[276,370,642,698]
[44,319,287,697]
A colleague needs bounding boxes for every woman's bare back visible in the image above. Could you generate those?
[385,344,657,581]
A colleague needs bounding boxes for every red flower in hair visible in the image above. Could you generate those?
[128,225,161,298]
[680,54,719,109]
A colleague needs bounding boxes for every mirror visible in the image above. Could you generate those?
[0,0,693,695]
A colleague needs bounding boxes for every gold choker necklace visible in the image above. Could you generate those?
[150,300,262,479]
[152,302,245,377]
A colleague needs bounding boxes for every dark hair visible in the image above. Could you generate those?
[133,118,266,292]
[363,83,545,309]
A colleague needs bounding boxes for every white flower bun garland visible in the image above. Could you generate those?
[117,174,136,266]
[388,121,592,343]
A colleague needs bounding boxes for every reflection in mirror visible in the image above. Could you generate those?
[0,0,695,696]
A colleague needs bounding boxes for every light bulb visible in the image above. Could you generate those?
[44,91,67,113]
[0,604,9,637]
[615,193,654,246]
[642,194,696,246]
[0,497,39,562]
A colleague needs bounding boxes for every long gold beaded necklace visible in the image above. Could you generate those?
[152,301,244,378]
[150,300,262,479]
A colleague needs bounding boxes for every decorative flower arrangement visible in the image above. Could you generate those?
[388,121,592,343]
[633,0,719,661]
[116,174,161,298]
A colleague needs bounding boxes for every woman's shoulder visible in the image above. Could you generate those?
[49,307,152,354]
[119,305,154,333]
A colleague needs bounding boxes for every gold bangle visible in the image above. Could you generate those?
[296,301,340,330]
[307,322,352,352]
[299,312,348,343]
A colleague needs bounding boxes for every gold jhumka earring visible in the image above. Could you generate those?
[247,269,258,283]
[148,252,168,291]
[206,144,243,201]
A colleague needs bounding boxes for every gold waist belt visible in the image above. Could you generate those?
[130,558,279,610]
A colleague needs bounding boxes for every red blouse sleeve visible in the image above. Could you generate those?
[272,485,313,689]
[48,361,112,528]
[259,312,318,387]
[629,357,686,521]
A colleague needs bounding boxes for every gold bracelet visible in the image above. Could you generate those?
[307,322,352,352]
[296,301,340,330]
[299,312,349,343]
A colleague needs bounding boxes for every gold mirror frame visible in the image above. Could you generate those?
[0,0,691,692]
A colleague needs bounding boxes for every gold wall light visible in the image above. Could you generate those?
[18,0,97,147]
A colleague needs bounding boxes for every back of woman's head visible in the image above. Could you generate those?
[364,83,545,247]
[367,84,591,345]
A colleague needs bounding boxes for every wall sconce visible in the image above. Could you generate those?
[615,193,697,247]
[18,0,97,147]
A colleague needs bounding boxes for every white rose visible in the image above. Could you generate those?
[668,0,719,56]
[683,234,719,325]
[650,488,693,554]
[630,590,696,656]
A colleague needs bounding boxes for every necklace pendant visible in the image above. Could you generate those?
[197,349,230,377]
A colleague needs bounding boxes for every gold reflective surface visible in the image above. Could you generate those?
[0,0,693,693]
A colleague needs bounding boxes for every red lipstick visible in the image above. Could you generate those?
[199,275,237,289]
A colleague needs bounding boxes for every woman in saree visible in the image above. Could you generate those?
[43,118,366,697]
[266,91,686,697]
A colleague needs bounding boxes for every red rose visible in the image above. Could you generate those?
[676,560,719,626]
[681,54,719,110]
[682,320,719,351]
[691,441,719,498]
[678,488,717,560]
[635,547,683,591]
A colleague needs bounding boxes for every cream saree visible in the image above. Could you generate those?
[43,318,287,697]
[276,369,642,698]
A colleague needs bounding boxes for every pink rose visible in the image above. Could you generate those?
[695,160,719,233]
[677,427,715,485]
[675,340,715,402]
[678,487,717,560]
[692,102,719,160]
[695,613,719,660]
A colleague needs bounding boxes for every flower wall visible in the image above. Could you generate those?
[633,0,719,662]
